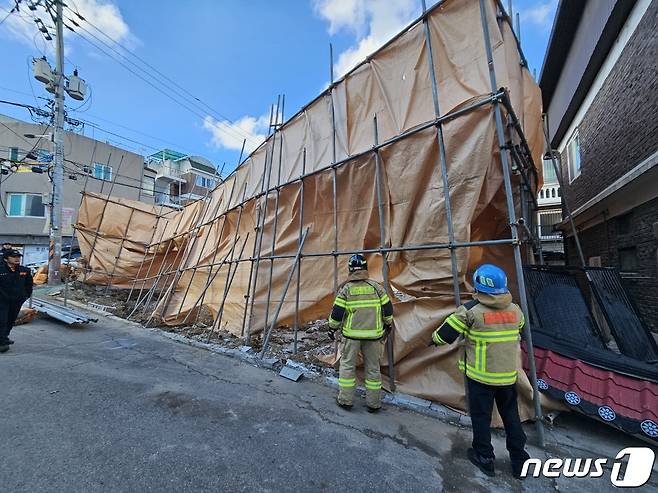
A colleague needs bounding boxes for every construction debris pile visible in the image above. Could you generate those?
[73,0,560,420]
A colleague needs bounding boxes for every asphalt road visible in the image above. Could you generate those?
[1,313,655,492]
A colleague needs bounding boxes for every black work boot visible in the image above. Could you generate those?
[366,406,381,413]
[511,451,531,479]
[336,397,353,410]
[468,448,495,477]
[0,345,9,353]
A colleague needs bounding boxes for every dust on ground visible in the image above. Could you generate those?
[60,280,338,369]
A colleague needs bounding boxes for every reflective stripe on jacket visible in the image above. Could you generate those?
[328,271,393,340]
[431,292,525,386]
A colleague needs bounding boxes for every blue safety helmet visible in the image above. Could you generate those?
[472,264,508,295]
[348,254,368,272]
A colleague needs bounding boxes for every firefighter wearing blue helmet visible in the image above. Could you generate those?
[430,264,531,479]
[328,254,394,412]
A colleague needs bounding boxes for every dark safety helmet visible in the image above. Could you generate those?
[348,254,368,273]
[472,264,508,295]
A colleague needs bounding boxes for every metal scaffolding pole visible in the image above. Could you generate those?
[104,208,135,292]
[214,205,248,332]
[180,238,240,329]
[246,98,281,341]
[146,188,218,327]
[128,209,187,319]
[373,115,396,391]
[541,115,586,268]
[82,154,122,283]
[479,0,544,447]
[293,148,306,354]
[187,180,244,327]
[260,227,310,358]
[262,96,285,334]
[329,45,339,294]
[172,183,227,318]
[205,234,250,342]
[421,0,462,308]
[127,210,167,303]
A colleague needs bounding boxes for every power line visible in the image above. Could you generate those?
[66,4,252,133]
[60,11,261,148]
[71,111,198,156]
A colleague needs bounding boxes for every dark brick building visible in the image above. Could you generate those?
[540,0,658,331]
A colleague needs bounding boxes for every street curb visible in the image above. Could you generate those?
[47,299,473,428]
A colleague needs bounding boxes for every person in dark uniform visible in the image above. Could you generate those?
[1,242,12,257]
[0,249,33,352]
[430,264,530,479]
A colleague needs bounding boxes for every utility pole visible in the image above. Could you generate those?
[48,0,65,285]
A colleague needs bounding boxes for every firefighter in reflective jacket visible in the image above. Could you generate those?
[329,254,393,412]
[430,264,530,479]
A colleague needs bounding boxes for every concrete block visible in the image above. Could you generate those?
[279,365,304,382]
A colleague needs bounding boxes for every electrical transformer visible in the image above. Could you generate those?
[66,74,87,101]
[32,57,53,84]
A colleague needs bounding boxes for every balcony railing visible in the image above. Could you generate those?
[538,224,562,241]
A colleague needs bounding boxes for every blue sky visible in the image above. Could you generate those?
[0,0,557,175]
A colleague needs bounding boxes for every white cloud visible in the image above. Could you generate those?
[1,0,136,54]
[203,114,269,153]
[520,0,557,29]
[313,0,419,78]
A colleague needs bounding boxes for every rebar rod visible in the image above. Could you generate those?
[479,0,544,447]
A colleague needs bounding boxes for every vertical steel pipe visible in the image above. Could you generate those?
[373,115,396,391]
[293,148,306,354]
[479,0,544,446]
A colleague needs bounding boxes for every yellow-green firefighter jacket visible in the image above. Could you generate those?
[328,271,394,340]
[431,292,525,386]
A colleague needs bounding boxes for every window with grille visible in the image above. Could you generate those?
[538,210,562,239]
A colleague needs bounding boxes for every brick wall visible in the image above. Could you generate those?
[566,196,658,331]
[561,0,658,211]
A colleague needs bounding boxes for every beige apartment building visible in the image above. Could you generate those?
[0,114,155,265]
